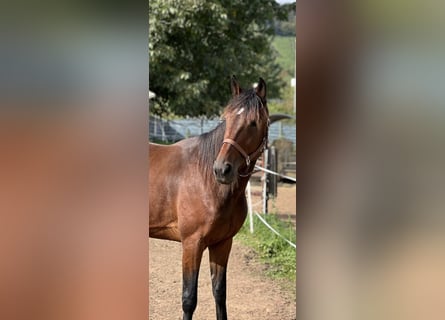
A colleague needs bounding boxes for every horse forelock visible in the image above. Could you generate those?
[223,89,269,124]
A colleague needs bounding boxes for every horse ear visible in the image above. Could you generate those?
[230,75,242,97]
[255,77,267,100]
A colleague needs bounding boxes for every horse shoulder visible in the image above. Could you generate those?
[148,142,186,240]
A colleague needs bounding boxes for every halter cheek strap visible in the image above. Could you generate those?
[222,136,267,176]
[222,138,251,166]
[220,114,269,177]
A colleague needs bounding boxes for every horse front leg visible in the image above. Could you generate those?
[182,238,205,320]
[208,238,233,320]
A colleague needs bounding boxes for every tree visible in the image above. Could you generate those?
[274,3,296,36]
[149,0,287,118]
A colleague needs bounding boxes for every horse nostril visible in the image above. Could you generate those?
[222,163,232,176]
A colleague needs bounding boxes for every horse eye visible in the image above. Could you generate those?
[249,121,257,127]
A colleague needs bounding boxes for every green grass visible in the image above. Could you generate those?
[272,35,295,79]
[270,35,295,115]
[235,213,296,283]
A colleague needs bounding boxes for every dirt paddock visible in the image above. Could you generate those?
[149,184,296,320]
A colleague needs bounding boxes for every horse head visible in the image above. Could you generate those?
[213,75,269,184]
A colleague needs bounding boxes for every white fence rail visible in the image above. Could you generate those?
[246,175,296,249]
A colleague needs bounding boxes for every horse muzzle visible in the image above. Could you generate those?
[213,160,235,184]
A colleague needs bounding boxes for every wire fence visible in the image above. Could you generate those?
[149,116,296,147]
[254,164,296,182]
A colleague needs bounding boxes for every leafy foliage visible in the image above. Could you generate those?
[149,0,288,117]
[274,2,296,36]
[268,85,295,115]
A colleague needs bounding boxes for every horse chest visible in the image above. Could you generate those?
[205,199,247,240]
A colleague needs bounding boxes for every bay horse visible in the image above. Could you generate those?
[149,76,269,320]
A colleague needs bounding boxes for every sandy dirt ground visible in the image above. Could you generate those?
[149,238,296,320]
[149,184,296,320]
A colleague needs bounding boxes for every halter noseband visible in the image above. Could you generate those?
[222,134,268,177]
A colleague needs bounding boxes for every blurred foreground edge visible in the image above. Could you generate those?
[297,1,445,319]
[0,3,149,320]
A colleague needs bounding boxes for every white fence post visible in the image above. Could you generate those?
[246,181,254,233]
[262,148,269,214]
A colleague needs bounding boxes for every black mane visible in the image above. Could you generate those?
[197,120,226,179]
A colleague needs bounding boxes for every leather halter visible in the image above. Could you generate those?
[222,135,268,177]
[220,96,269,177]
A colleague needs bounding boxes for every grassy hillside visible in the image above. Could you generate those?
[272,35,295,80]
[269,35,295,115]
